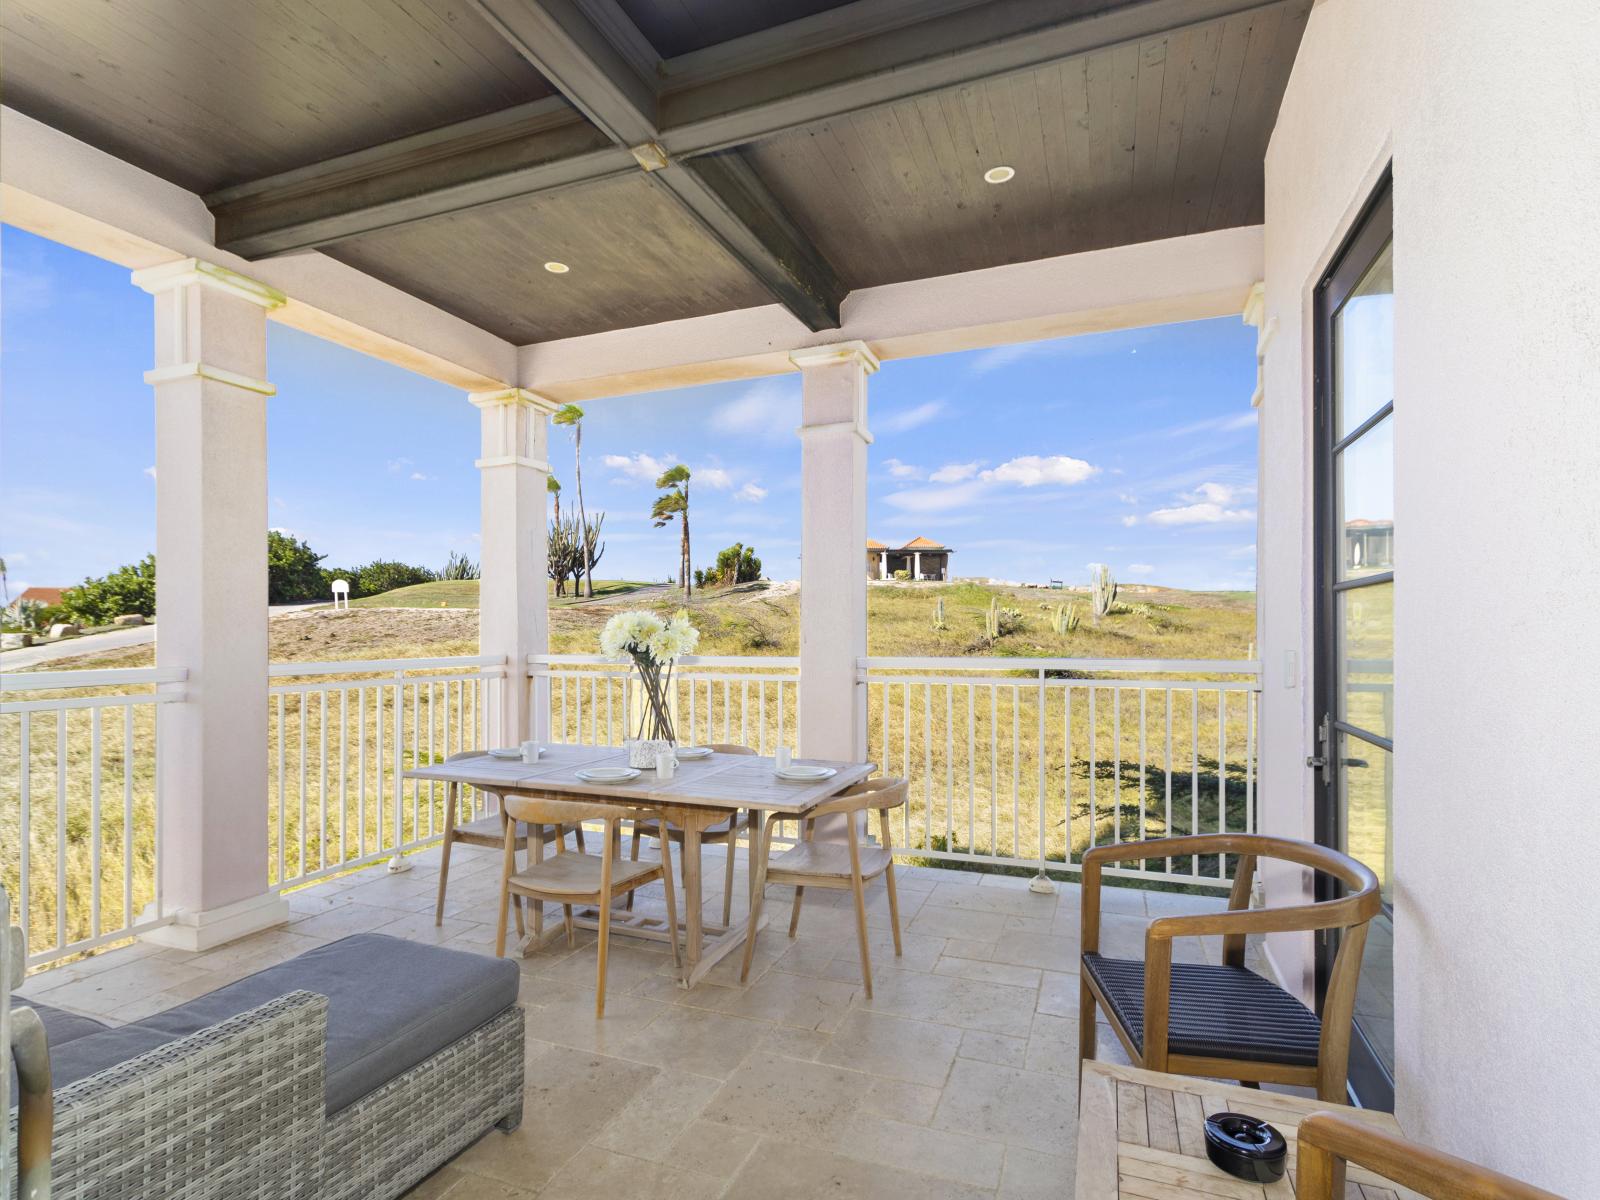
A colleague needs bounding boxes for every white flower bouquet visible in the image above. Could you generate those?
[599,610,699,763]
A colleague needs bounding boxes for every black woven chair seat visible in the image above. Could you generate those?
[1082,952,1322,1067]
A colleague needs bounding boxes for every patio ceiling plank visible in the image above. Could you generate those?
[201,0,1295,311]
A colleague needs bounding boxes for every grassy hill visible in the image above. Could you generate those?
[349,578,652,609]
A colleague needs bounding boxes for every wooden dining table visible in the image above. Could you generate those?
[1076,1061,1423,1199]
[404,743,875,987]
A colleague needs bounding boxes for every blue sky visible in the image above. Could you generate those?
[2,223,1258,595]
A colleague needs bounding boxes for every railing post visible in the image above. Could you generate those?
[1031,668,1055,894]
[388,669,409,873]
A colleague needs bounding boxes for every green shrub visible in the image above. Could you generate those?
[699,542,761,589]
[352,560,436,596]
[267,530,328,604]
[58,555,157,625]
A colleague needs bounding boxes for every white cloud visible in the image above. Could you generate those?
[603,452,675,483]
[408,471,432,482]
[1120,515,1139,527]
[981,455,1098,487]
[734,482,768,503]
[883,479,990,514]
[385,457,412,474]
[1183,481,1251,505]
[1146,502,1255,526]
[929,461,980,484]
[696,467,733,489]
[143,465,157,481]
[883,458,923,480]
[1162,412,1258,438]
[1117,492,1138,505]
[709,380,795,442]
[877,400,946,434]
[1128,563,1155,575]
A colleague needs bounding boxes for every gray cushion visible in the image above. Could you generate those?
[132,934,518,1113]
[49,1023,186,1090]
[8,1000,122,1095]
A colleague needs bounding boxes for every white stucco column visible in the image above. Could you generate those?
[134,258,289,950]
[912,551,922,579]
[878,551,887,578]
[473,387,557,747]
[793,342,877,792]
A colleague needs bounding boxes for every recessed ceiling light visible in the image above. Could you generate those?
[543,261,570,274]
[983,166,1016,185]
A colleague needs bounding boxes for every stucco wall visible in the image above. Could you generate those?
[1259,0,1600,1188]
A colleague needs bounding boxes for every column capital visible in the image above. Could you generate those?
[468,387,561,415]
[789,340,880,374]
[131,258,286,310]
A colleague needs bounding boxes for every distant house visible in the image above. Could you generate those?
[867,537,954,581]
[1344,519,1394,573]
[4,586,66,619]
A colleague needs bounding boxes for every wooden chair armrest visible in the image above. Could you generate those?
[1146,897,1374,941]
[1296,1112,1565,1200]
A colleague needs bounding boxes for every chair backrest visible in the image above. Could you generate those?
[704,743,756,755]
[809,776,910,817]
[1296,1112,1564,1200]
[503,793,647,829]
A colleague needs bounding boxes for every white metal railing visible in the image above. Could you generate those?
[861,657,1261,888]
[1,667,185,966]
[268,656,505,890]
[531,654,801,753]
[527,652,1259,888]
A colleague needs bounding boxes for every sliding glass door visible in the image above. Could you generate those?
[1313,174,1394,1109]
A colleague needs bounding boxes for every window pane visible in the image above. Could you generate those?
[1334,239,1394,437]
[1339,581,1393,739]
[1340,737,1392,903]
[1337,414,1394,579]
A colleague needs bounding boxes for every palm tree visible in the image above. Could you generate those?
[552,405,593,597]
[651,464,692,598]
[547,474,561,525]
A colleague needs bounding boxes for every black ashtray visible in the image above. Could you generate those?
[1203,1112,1287,1183]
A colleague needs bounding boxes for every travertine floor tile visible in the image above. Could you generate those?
[830,1113,1007,1189]
[664,1120,760,1181]
[997,1146,1076,1200]
[817,1009,961,1088]
[932,1058,1077,1155]
[539,1146,722,1200]
[856,967,1036,1037]
[700,1051,867,1139]
[701,970,859,1032]
[724,1139,993,1200]
[609,1004,770,1079]
[589,1069,722,1161]
[958,1029,1029,1069]
[907,905,1009,941]
[1036,970,1081,1017]
[988,930,1078,972]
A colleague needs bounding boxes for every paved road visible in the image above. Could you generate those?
[1,603,325,672]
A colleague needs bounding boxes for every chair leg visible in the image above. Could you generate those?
[1078,978,1097,1082]
[494,824,517,958]
[721,815,739,928]
[595,893,611,1019]
[788,887,805,937]
[563,904,575,947]
[626,821,641,912]
[880,812,903,957]
[658,825,681,969]
[846,822,873,998]
[740,813,772,983]
[531,831,545,939]
[434,784,458,926]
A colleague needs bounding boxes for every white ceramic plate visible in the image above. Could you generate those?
[774,765,836,782]
[674,746,713,759]
[486,748,522,760]
[576,766,641,783]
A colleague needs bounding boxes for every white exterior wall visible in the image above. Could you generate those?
[1259,0,1600,1188]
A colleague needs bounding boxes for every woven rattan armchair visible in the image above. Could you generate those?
[1078,833,1380,1102]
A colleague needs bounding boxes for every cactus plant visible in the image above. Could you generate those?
[933,595,947,631]
[984,596,1000,642]
[1050,601,1081,636]
[1090,564,1118,621]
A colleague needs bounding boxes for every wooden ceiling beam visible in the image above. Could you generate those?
[470,0,846,330]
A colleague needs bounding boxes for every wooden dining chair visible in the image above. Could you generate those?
[433,749,584,926]
[1297,1111,1565,1200]
[740,777,908,997]
[1078,833,1381,1102]
[496,795,678,1017]
[628,743,755,925]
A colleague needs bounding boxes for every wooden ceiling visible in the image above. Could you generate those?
[1,0,1310,345]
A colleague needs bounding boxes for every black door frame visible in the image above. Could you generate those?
[1311,168,1395,1111]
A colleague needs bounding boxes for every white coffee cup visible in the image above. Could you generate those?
[775,746,793,770]
[655,751,677,779]
[520,740,543,764]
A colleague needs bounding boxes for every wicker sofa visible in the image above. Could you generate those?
[6,933,524,1200]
